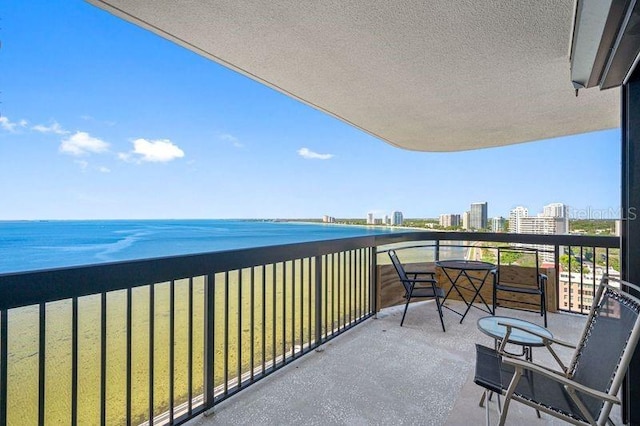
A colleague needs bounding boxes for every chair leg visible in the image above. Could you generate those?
[484,390,490,426]
[492,283,497,316]
[400,297,411,327]
[434,296,446,332]
[541,289,547,328]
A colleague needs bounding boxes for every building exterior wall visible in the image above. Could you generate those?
[509,206,528,233]
[462,211,470,230]
[470,202,488,229]
[491,216,506,232]
[391,211,403,226]
[439,213,460,227]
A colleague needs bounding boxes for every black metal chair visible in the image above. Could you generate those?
[474,275,640,425]
[493,247,547,327]
[388,249,445,332]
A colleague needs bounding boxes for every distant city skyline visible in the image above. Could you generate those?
[0,1,622,220]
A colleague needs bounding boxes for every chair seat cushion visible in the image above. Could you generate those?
[409,287,445,298]
[474,344,599,423]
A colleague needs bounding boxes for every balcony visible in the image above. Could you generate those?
[187,301,623,425]
[0,231,618,425]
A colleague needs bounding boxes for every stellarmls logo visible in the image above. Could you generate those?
[568,207,637,220]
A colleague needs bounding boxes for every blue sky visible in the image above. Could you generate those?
[0,1,622,220]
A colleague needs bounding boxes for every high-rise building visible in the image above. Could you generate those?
[384,214,389,225]
[470,202,488,229]
[391,211,404,226]
[490,216,506,232]
[509,206,529,233]
[462,211,471,230]
[366,212,374,225]
[439,213,461,228]
[518,216,567,235]
[322,215,336,223]
[542,202,569,232]
[510,204,568,262]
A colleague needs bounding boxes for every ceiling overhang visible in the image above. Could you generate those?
[87,0,621,152]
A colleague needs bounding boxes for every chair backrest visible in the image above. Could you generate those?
[496,247,540,286]
[388,250,411,294]
[569,276,640,421]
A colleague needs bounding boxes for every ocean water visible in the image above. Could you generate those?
[0,220,411,273]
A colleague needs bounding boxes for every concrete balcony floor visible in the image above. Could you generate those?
[187,301,623,425]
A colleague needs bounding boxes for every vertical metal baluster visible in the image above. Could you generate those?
[0,309,7,426]
[366,248,370,315]
[101,293,107,426]
[282,262,287,365]
[351,250,355,324]
[126,288,132,426]
[250,267,255,382]
[224,272,229,396]
[568,246,573,311]
[315,256,322,347]
[592,247,597,310]
[71,298,78,426]
[360,248,368,316]
[271,265,276,371]
[337,253,342,330]
[187,277,193,416]
[356,249,360,320]
[354,250,358,321]
[148,285,155,425]
[308,257,312,347]
[291,260,295,358]
[262,266,266,375]
[300,259,304,352]
[38,302,45,426]
[169,280,175,424]
[332,253,336,334]
[580,246,584,313]
[237,270,242,390]
[358,249,362,320]
[365,247,377,314]
[324,255,328,340]
[554,245,560,312]
[343,252,347,329]
[204,274,215,411]
[346,251,351,326]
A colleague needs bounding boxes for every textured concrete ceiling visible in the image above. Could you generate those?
[87,0,620,152]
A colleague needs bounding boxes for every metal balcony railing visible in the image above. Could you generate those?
[0,231,618,425]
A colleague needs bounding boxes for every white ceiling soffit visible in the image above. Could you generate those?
[87,0,620,152]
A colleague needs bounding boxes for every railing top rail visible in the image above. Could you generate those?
[0,231,619,310]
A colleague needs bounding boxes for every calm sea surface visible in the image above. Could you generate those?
[0,220,411,273]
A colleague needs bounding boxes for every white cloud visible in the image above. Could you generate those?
[219,133,243,148]
[0,116,28,132]
[60,131,110,156]
[119,138,185,163]
[33,121,69,135]
[98,166,111,173]
[297,147,334,160]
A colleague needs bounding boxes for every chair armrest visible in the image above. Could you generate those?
[502,357,621,405]
[498,323,576,349]
[499,322,575,373]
